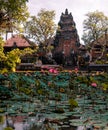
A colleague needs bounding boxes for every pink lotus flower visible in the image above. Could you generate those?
[49,68,54,73]
[74,67,78,73]
[54,69,58,74]
[91,82,97,87]
[49,68,58,74]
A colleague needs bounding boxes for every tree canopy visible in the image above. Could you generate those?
[0,0,29,34]
[82,10,108,45]
[24,9,57,52]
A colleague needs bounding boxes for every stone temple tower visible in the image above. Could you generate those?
[53,9,80,66]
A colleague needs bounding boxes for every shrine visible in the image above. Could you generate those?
[53,9,80,67]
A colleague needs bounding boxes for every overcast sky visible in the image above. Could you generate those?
[27,0,108,44]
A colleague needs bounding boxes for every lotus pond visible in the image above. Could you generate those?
[0,70,108,130]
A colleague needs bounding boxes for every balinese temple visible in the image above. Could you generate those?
[53,9,80,66]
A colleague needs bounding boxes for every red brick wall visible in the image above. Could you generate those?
[54,39,78,57]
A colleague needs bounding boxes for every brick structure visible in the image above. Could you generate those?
[53,9,80,66]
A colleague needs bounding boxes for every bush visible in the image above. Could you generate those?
[68,99,78,111]
[0,116,4,124]
[4,127,14,130]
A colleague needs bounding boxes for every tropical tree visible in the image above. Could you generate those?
[5,49,21,72]
[0,36,5,52]
[0,47,36,73]
[0,37,7,73]
[82,10,108,45]
[24,9,57,52]
[0,0,29,35]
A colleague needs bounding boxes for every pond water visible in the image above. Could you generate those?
[0,72,108,130]
[1,91,108,130]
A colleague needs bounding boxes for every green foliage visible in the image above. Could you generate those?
[0,85,12,99]
[21,47,35,56]
[0,36,5,52]
[82,10,108,44]
[19,87,32,95]
[0,0,29,33]
[0,46,35,73]
[89,76,97,83]
[37,89,43,95]
[95,60,104,64]
[0,51,7,62]
[69,73,77,89]
[0,36,7,67]
[68,99,78,111]
[4,127,14,130]
[35,79,41,87]
[76,76,88,83]
[24,9,57,52]
[16,75,34,95]
[5,49,21,71]
[0,68,9,74]
[101,83,108,91]
[0,109,4,113]
[0,116,4,124]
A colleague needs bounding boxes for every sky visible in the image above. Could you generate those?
[27,0,108,44]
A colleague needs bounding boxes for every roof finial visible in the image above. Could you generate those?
[65,8,68,15]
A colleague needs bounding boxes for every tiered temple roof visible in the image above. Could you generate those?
[54,9,80,48]
[53,9,80,66]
